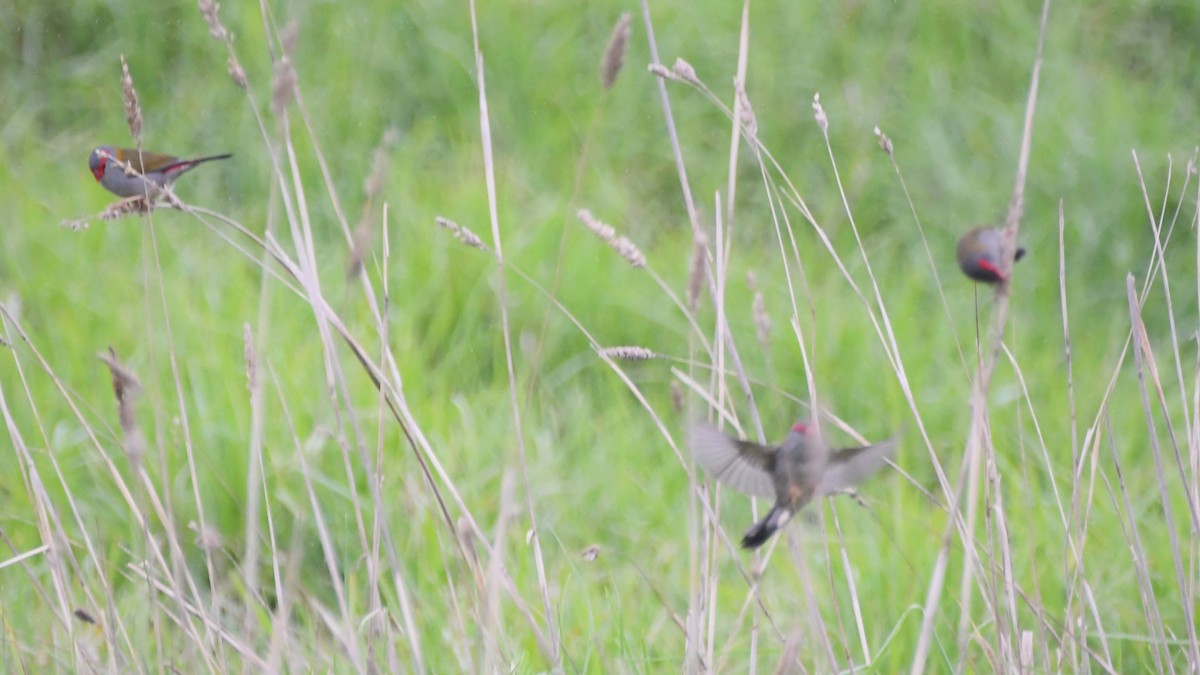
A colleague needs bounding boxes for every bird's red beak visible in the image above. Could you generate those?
[91,155,106,182]
[791,422,810,434]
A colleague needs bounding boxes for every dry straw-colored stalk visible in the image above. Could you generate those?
[280,20,299,56]
[243,323,258,391]
[599,346,657,361]
[734,78,757,145]
[600,12,633,90]
[119,55,142,146]
[193,523,223,553]
[99,347,146,468]
[228,57,248,89]
[752,290,770,344]
[670,381,684,413]
[271,22,300,116]
[436,216,485,250]
[687,232,706,311]
[271,61,296,116]
[348,129,401,276]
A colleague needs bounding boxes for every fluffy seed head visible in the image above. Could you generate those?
[436,216,485,250]
[812,93,828,134]
[198,0,228,41]
[599,346,656,361]
[600,12,632,90]
[119,55,142,145]
[672,58,698,84]
[874,126,894,157]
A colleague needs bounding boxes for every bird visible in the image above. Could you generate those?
[956,226,1026,284]
[690,421,895,549]
[88,145,232,199]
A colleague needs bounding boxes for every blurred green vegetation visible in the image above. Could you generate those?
[1,0,1198,670]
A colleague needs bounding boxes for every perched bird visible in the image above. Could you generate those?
[88,145,232,199]
[956,226,1026,284]
[690,421,895,549]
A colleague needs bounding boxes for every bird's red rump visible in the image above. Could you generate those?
[160,160,195,174]
[976,259,1006,281]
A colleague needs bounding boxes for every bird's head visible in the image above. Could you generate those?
[89,146,116,182]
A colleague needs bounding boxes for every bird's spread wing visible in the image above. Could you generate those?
[689,423,776,499]
[818,440,896,496]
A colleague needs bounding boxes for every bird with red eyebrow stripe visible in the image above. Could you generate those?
[690,421,896,549]
[88,145,232,200]
[956,226,1026,284]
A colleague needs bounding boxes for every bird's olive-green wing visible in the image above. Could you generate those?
[689,423,776,499]
[817,440,896,496]
[115,148,183,173]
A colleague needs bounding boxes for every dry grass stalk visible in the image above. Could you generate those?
[751,289,770,348]
[874,126,894,158]
[435,216,485,250]
[243,322,258,391]
[348,129,400,276]
[98,347,146,468]
[280,20,300,57]
[910,1,1053,670]
[364,129,399,201]
[228,57,248,89]
[192,523,223,553]
[271,22,300,116]
[599,346,656,361]
[734,78,757,145]
[601,12,633,89]
[271,60,297,116]
[119,55,142,146]
[687,232,707,311]
[197,0,228,41]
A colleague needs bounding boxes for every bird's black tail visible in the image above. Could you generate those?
[741,506,792,549]
[191,153,234,165]
[164,153,234,174]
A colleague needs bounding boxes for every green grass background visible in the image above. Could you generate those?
[2,0,1199,671]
